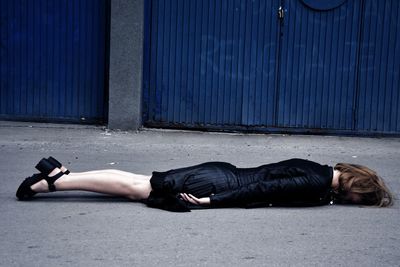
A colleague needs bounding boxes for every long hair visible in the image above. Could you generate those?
[334,163,393,207]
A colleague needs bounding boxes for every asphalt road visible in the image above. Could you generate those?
[0,121,399,266]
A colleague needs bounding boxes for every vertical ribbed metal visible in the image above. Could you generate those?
[144,0,400,135]
[144,0,280,127]
[0,0,108,122]
[357,0,400,133]
[278,0,360,130]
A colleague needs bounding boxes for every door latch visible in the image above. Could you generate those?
[278,6,284,19]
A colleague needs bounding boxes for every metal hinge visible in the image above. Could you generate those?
[278,6,284,19]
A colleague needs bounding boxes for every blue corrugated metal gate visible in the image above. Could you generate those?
[0,0,109,123]
[143,0,400,135]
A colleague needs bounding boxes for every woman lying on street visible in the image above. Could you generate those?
[16,157,393,212]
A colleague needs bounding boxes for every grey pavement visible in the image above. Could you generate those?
[0,121,399,267]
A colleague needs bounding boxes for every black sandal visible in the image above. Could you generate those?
[16,173,43,200]
[35,158,65,192]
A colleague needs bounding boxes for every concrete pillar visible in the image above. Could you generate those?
[108,0,144,130]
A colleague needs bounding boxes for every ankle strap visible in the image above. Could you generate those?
[46,172,64,192]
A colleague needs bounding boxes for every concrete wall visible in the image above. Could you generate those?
[108,0,144,130]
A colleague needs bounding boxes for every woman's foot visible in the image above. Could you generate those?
[30,168,63,193]
[30,179,50,193]
[16,168,64,200]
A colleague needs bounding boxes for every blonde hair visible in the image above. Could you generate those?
[334,163,393,207]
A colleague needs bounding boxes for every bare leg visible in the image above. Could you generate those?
[30,169,152,200]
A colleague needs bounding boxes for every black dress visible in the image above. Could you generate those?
[146,158,333,212]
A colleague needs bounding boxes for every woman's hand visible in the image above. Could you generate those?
[180,193,210,206]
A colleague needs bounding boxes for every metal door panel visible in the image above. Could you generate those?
[0,0,108,122]
[143,0,280,128]
[357,0,400,133]
[278,0,360,130]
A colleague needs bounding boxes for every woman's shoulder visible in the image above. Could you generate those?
[275,158,329,168]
